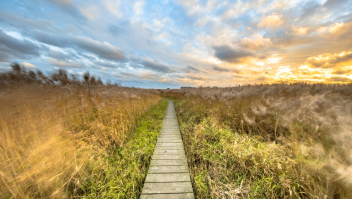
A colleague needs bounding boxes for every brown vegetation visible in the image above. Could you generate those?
[162,83,352,198]
[0,63,161,198]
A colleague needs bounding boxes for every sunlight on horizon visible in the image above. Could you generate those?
[0,0,351,88]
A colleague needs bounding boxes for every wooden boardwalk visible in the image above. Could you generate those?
[140,100,194,199]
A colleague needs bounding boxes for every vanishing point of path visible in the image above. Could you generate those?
[140,100,195,199]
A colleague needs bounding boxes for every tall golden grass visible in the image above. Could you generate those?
[0,63,160,198]
[162,83,352,198]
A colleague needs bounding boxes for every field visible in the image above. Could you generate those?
[1,64,352,198]
[161,84,352,198]
[0,64,164,198]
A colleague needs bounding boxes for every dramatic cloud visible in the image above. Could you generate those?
[240,34,272,50]
[0,0,351,87]
[140,58,175,73]
[213,45,254,63]
[48,58,86,68]
[306,51,352,68]
[0,29,44,61]
[186,64,199,72]
[22,62,36,69]
[74,36,126,62]
[258,14,283,29]
[212,65,230,72]
[31,31,126,62]
[47,0,87,20]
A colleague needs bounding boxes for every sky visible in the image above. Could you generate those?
[0,0,352,88]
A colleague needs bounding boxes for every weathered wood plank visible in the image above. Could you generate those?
[157,139,182,143]
[155,146,184,150]
[152,154,186,160]
[154,150,185,155]
[148,166,189,173]
[158,136,182,139]
[156,143,183,147]
[141,100,194,198]
[140,193,194,199]
[145,173,191,182]
[150,159,187,166]
[141,182,193,194]
[159,133,180,135]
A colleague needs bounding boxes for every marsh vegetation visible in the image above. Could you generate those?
[162,84,352,198]
[1,63,351,198]
[0,63,163,198]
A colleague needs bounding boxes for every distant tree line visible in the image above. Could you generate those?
[0,62,120,88]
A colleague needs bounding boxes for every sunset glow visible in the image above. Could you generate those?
[0,0,351,88]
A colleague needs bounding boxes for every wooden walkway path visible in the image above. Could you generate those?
[140,100,194,199]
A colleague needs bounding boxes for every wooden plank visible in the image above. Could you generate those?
[145,173,191,182]
[157,138,182,141]
[148,166,189,173]
[156,143,183,147]
[154,150,185,155]
[152,154,186,160]
[141,100,194,198]
[157,139,182,143]
[156,147,184,150]
[150,159,187,166]
[158,136,181,139]
[141,182,193,194]
[140,193,194,199]
[159,133,180,135]
[158,134,181,137]
[158,136,182,139]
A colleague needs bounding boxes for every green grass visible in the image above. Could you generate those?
[172,98,314,199]
[73,100,168,198]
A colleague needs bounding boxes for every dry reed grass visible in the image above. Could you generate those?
[0,63,160,198]
[162,83,352,198]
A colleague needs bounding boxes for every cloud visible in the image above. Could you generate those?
[292,26,309,35]
[186,64,199,72]
[258,14,283,29]
[306,51,352,68]
[22,62,36,69]
[184,74,211,81]
[141,58,175,73]
[32,31,127,62]
[1,0,352,87]
[0,29,44,61]
[212,65,229,72]
[240,34,272,50]
[93,60,124,68]
[108,24,127,36]
[327,76,352,82]
[74,36,126,62]
[47,0,87,20]
[32,30,70,48]
[332,69,352,75]
[48,58,86,68]
[48,49,78,61]
[103,0,123,18]
[213,45,254,63]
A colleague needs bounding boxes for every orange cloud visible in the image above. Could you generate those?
[292,26,308,35]
[327,76,352,82]
[240,34,272,50]
[258,14,283,29]
[306,51,352,68]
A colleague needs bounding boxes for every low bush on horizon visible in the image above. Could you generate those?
[162,84,352,198]
[0,63,162,198]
